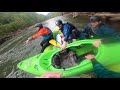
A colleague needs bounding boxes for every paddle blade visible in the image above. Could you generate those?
[49,39,60,47]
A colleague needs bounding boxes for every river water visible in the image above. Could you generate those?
[0,15,120,78]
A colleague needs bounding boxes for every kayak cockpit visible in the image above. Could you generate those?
[52,44,98,69]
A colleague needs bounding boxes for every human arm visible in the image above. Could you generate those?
[25,37,34,44]
[32,28,50,39]
[63,24,71,42]
[60,41,68,50]
[79,24,92,40]
[25,28,49,44]
[81,24,91,33]
[59,24,70,50]
[85,54,120,78]
[35,72,62,78]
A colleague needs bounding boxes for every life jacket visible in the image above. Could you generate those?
[42,27,53,40]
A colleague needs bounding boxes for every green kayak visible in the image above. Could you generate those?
[17,38,120,77]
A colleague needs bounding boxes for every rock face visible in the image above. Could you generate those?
[62,12,120,21]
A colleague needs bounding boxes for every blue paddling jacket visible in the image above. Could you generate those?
[61,22,76,42]
[80,23,120,41]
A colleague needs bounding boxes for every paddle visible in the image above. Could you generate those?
[49,30,62,47]
[49,39,60,47]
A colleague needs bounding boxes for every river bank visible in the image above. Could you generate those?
[1,12,120,45]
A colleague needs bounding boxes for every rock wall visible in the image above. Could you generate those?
[62,12,120,21]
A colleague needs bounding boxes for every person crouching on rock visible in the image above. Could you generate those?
[25,23,53,52]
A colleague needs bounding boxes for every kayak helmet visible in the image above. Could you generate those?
[90,16,102,22]
[55,20,63,26]
[35,23,43,28]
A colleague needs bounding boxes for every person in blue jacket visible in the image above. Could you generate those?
[55,20,81,50]
[80,16,120,41]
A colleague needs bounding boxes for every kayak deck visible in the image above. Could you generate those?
[17,39,120,77]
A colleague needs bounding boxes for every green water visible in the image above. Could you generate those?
[0,15,120,78]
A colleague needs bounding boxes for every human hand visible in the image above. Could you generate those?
[35,72,62,78]
[85,54,95,60]
[25,40,29,44]
[25,37,32,44]
[60,34,64,38]
[60,44,66,50]
[93,40,102,47]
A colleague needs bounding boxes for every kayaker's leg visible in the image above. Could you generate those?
[41,40,50,52]
[40,39,47,47]
[40,39,50,52]
[40,35,53,52]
